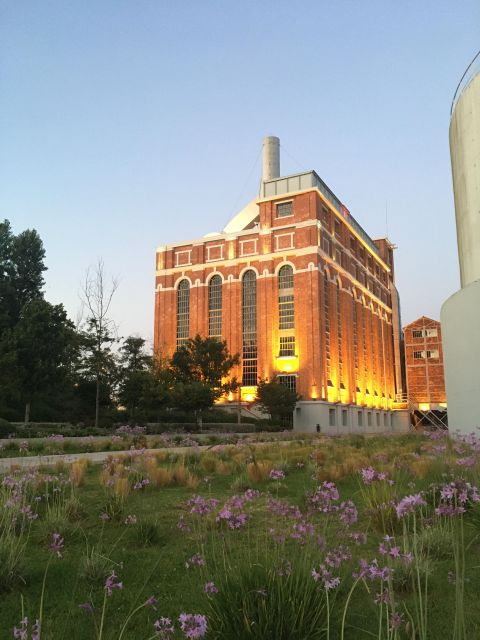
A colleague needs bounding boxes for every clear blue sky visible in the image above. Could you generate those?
[1,1,478,344]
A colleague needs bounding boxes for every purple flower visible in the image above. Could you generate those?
[389,612,404,630]
[78,602,94,614]
[204,581,218,594]
[185,553,206,569]
[146,595,158,607]
[124,514,137,525]
[50,533,64,559]
[269,469,286,480]
[154,617,175,639]
[312,564,340,590]
[105,570,123,596]
[395,494,426,518]
[178,613,208,639]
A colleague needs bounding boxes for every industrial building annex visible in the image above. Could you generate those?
[154,137,409,432]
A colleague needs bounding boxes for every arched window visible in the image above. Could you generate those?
[176,279,190,348]
[323,272,331,376]
[242,270,257,385]
[278,265,295,356]
[336,281,343,384]
[208,275,222,338]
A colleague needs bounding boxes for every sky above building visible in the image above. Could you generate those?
[1,1,478,346]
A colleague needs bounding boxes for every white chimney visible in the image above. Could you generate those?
[262,136,280,182]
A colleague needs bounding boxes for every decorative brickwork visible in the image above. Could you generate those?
[155,184,400,411]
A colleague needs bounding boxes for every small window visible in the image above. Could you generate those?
[278,375,297,392]
[322,236,331,256]
[367,412,372,427]
[334,219,341,238]
[329,408,336,427]
[342,410,348,427]
[276,201,293,218]
[426,328,438,338]
[279,336,296,356]
[357,411,363,427]
[412,330,423,338]
[335,249,342,264]
[426,349,439,359]
[413,351,424,359]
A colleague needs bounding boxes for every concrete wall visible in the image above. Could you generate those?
[449,72,480,288]
[293,400,409,435]
[441,279,480,434]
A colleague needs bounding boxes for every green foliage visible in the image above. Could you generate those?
[256,377,299,421]
[206,558,326,639]
[168,335,240,425]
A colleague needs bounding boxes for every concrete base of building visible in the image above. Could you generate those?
[293,400,410,435]
[441,279,480,435]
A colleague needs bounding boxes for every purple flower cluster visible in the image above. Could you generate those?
[360,466,392,485]
[435,481,480,517]
[311,565,340,590]
[154,617,175,639]
[50,533,64,559]
[269,469,286,480]
[185,553,206,569]
[378,535,412,563]
[105,570,123,596]
[116,425,146,435]
[133,478,150,490]
[215,490,259,530]
[204,581,218,594]
[188,495,219,515]
[178,613,208,639]
[395,493,426,518]
[353,558,391,582]
[13,618,40,640]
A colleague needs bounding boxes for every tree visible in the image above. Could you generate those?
[0,220,47,332]
[117,336,153,419]
[168,335,239,427]
[79,260,119,427]
[0,299,77,423]
[256,377,299,425]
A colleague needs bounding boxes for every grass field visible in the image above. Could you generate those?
[1,432,480,639]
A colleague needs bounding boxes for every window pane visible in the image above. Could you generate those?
[176,280,190,348]
[242,270,257,385]
[208,275,222,338]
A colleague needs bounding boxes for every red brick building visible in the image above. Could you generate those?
[154,138,408,432]
[403,316,447,409]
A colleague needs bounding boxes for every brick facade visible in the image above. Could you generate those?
[403,316,446,407]
[154,179,401,413]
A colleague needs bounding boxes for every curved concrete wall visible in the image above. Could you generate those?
[449,72,480,288]
[441,279,480,433]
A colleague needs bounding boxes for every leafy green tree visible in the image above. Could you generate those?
[256,377,299,425]
[117,336,154,419]
[0,299,77,423]
[168,335,239,427]
[0,219,47,331]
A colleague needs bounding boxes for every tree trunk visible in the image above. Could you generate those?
[24,401,31,425]
[196,410,203,431]
[95,377,100,428]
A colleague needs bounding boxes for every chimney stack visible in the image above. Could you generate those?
[262,136,280,182]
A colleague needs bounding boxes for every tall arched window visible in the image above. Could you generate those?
[208,275,222,338]
[278,265,295,356]
[242,270,257,385]
[176,279,190,348]
[323,271,331,378]
[336,281,343,385]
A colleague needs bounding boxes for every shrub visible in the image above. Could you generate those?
[0,418,15,438]
[206,560,326,639]
[247,461,272,483]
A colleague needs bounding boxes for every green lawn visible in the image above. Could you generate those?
[1,434,480,639]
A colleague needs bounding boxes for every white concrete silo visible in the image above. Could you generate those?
[442,61,480,434]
